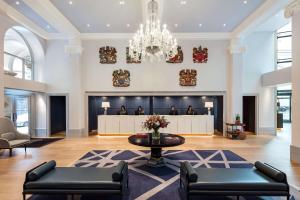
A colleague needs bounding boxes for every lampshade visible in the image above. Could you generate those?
[205,102,214,108]
[101,102,110,108]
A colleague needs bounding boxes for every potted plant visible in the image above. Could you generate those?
[235,114,241,124]
[143,115,169,140]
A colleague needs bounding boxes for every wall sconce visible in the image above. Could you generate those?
[101,102,110,115]
[205,102,214,115]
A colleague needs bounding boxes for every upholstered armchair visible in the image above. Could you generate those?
[0,117,30,156]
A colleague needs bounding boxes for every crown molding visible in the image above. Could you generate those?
[285,0,300,18]
[0,0,50,39]
[232,0,294,38]
[23,0,80,38]
[80,32,230,40]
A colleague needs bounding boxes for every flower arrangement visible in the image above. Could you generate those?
[143,115,169,131]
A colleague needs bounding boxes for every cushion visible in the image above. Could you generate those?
[28,161,56,181]
[189,168,288,191]
[1,132,16,141]
[25,167,121,190]
[112,161,126,181]
[9,140,29,147]
[182,161,198,182]
[255,161,286,182]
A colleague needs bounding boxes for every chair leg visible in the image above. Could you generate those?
[25,145,27,154]
[237,196,239,200]
[9,149,12,157]
[23,193,26,200]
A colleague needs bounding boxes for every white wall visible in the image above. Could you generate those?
[82,39,229,92]
[0,12,47,134]
[41,39,229,133]
[243,32,276,134]
[44,40,84,133]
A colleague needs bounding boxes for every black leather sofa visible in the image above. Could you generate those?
[23,160,128,200]
[180,161,290,200]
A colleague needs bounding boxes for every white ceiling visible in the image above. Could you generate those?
[4,0,267,34]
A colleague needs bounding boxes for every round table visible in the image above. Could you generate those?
[128,133,185,167]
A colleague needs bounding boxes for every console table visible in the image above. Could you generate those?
[225,123,246,139]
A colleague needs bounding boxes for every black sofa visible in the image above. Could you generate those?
[180,161,290,200]
[23,160,128,200]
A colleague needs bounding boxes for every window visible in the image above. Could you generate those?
[4,28,33,80]
[276,22,292,70]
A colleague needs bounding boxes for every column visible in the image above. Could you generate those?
[285,0,300,163]
[64,38,85,136]
[227,38,245,123]
[0,30,4,117]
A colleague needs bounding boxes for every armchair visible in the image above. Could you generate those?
[0,117,30,156]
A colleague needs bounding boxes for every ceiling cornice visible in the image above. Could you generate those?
[79,32,231,40]
[0,0,50,39]
[232,0,294,38]
[23,0,80,39]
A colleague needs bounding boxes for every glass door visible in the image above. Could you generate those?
[15,97,30,134]
[4,95,30,134]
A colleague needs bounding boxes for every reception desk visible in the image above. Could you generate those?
[98,115,214,135]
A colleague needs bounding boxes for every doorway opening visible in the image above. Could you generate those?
[276,87,292,140]
[49,96,67,137]
[243,96,256,134]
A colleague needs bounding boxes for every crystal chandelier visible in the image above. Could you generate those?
[128,0,178,62]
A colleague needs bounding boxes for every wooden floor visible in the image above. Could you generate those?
[0,128,300,200]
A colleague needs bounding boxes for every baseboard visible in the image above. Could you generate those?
[258,127,276,135]
[291,145,300,164]
[33,129,47,137]
[68,129,87,137]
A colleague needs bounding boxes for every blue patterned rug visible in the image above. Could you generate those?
[30,150,294,200]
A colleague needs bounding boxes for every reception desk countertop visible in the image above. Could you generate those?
[98,115,214,135]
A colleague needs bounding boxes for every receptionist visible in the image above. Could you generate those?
[117,105,128,115]
[169,106,179,115]
[186,105,197,115]
[135,106,145,115]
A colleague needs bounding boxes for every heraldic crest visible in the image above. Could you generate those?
[179,69,197,86]
[112,69,130,87]
[99,46,117,64]
[193,46,208,63]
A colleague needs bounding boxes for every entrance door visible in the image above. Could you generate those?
[243,96,256,133]
[49,96,66,137]
[4,95,30,134]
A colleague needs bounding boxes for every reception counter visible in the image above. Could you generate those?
[98,115,214,135]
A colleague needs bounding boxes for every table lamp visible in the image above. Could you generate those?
[205,102,214,115]
[101,102,110,115]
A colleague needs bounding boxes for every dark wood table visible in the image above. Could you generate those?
[128,133,185,167]
[226,123,246,139]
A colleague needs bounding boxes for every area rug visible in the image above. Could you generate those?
[18,138,64,148]
[29,150,294,200]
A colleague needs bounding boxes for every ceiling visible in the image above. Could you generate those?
[4,0,267,34]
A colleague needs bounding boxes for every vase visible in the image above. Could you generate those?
[152,128,160,140]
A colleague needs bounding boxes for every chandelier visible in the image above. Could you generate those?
[128,0,178,62]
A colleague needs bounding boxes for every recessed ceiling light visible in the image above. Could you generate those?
[223,23,227,27]
[68,1,73,5]
[174,23,178,27]
[119,0,125,5]
[126,23,130,27]
[198,23,202,27]
[106,24,111,27]
[180,1,187,5]
[86,23,91,27]
[46,25,51,29]
[15,1,20,5]
[243,0,248,4]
